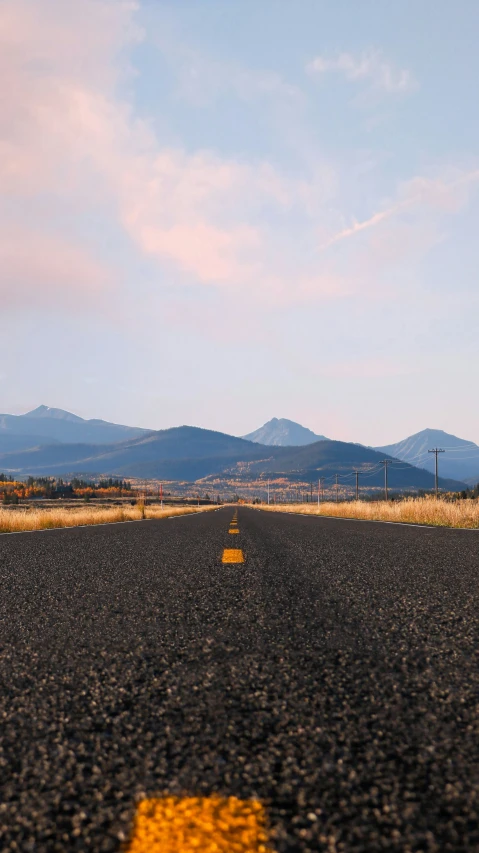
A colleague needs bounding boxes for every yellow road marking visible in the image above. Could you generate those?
[222,548,244,563]
[229,528,239,534]
[126,795,271,852]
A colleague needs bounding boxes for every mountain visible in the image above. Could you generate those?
[243,418,328,446]
[223,439,463,492]
[0,426,271,479]
[0,426,464,491]
[376,428,479,484]
[23,405,85,422]
[0,405,149,452]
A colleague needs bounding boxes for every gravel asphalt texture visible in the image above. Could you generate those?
[1,507,479,852]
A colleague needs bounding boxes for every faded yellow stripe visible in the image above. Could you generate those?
[229,528,239,534]
[222,548,244,563]
[126,795,271,852]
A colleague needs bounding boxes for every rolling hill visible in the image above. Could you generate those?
[0,426,270,480]
[219,439,463,491]
[243,417,328,446]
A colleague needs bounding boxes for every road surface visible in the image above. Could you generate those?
[1,507,478,851]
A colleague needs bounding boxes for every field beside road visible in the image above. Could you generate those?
[256,496,479,528]
[0,503,215,533]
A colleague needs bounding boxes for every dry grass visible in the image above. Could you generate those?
[254,497,479,529]
[0,504,216,534]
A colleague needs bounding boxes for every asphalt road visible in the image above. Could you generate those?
[1,507,479,851]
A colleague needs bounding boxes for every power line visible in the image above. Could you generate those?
[428,448,445,497]
[356,464,384,479]
[354,470,360,500]
[380,459,393,501]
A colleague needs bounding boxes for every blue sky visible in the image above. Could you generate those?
[2,0,479,444]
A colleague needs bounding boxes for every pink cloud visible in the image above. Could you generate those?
[0,0,347,304]
[0,228,113,310]
[2,0,478,321]
[132,222,261,283]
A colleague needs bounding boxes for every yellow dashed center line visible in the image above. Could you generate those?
[126,795,271,852]
[229,528,239,534]
[222,548,244,563]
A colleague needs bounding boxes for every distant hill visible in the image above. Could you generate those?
[376,428,479,484]
[0,426,464,491]
[222,439,463,492]
[243,417,328,446]
[0,405,149,452]
[0,426,271,479]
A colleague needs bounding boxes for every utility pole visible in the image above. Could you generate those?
[335,474,339,502]
[318,478,321,506]
[428,448,445,497]
[310,482,313,503]
[380,460,392,501]
[160,482,163,509]
[354,471,359,501]
[267,479,270,505]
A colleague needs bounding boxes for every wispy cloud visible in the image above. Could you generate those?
[319,170,479,252]
[307,50,416,94]
[151,30,304,108]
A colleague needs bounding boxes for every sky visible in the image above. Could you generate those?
[2,0,479,445]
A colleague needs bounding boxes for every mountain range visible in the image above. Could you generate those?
[0,407,470,491]
[0,406,147,453]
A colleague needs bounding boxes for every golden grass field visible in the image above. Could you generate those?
[0,503,216,534]
[255,497,479,529]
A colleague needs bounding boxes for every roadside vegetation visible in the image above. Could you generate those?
[0,503,215,534]
[255,496,479,529]
[0,473,135,503]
